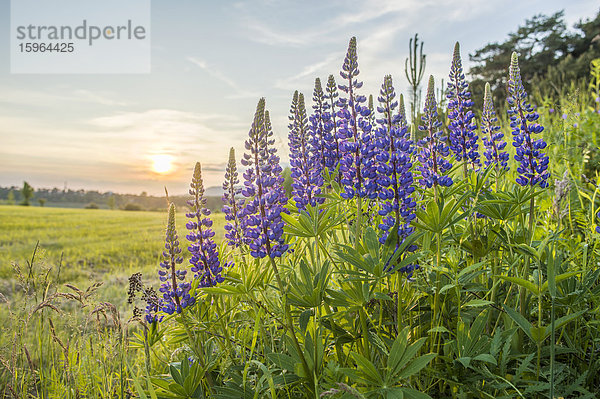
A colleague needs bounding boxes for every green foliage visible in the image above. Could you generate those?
[124,203,143,211]
[20,181,33,206]
[6,190,15,205]
[470,10,600,109]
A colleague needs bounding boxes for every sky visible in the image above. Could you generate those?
[0,0,598,195]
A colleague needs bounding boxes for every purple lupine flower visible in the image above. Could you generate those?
[186,162,226,288]
[417,76,453,188]
[447,42,480,170]
[507,52,549,188]
[374,77,419,277]
[240,98,289,258]
[143,286,163,324]
[596,210,600,234]
[323,74,343,173]
[222,148,244,247]
[375,75,416,244]
[158,203,195,315]
[288,91,324,210]
[481,82,509,170]
[309,78,328,170]
[337,37,377,199]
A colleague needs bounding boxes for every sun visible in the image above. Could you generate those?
[150,154,174,174]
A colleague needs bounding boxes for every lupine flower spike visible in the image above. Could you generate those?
[240,98,289,258]
[481,83,509,171]
[186,162,226,288]
[309,78,328,169]
[222,148,244,247]
[158,203,194,315]
[507,52,549,188]
[447,42,480,172]
[375,76,416,244]
[417,76,453,190]
[337,37,377,199]
[323,74,342,173]
[289,91,324,210]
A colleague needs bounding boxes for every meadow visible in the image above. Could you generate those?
[2,23,600,399]
[0,205,225,299]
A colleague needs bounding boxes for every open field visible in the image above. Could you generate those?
[0,205,226,305]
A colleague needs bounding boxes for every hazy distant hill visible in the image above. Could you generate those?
[0,185,224,212]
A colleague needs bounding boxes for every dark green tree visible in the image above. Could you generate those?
[38,198,46,207]
[469,10,600,108]
[21,182,34,206]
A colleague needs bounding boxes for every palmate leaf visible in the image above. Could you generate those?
[282,202,344,238]
[413,193,469,234]
[498,271,582,296]
[348,352,384,386]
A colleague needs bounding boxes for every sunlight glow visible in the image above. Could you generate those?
[150,154,174,174]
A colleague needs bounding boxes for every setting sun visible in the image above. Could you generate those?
[150,154,174,174]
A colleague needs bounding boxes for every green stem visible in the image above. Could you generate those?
[520,196,536,318]
[397,274,402,334]
[180,312,215,393]
[355,197,362,249]
[550,295,556,398]
[267,257,313,390]
[431,231,442,353]
[359,308,371,360]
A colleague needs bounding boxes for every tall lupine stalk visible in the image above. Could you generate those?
[323,74,342,174]
[157,203,194,316]
[241,98,312,386]
[507,52,549,321]
[222,148,244,247]
[508,52,549,190]
[375,76,417,273]
[417,76,453,199]
[447,42,480,175]
[418,77,452,349]
[336,37,377,250]
[186,162,227,288]
[337,37,376,200]
[288,91,324,210]
[481,82,509,173]
[240,100,288,258]
[309,78,328,170]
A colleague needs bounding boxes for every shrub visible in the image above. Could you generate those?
[123,203,142,211]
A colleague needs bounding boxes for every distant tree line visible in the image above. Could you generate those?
[0,184,224,212]
[0,168,296,212]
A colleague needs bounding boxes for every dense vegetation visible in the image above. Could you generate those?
[2,8,600,399]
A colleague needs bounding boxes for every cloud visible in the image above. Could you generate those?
[186,57,261,99]
[0,88,132,108]
[274,53,342,91]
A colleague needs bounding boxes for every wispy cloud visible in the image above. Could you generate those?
[274,53,342,91]
[186,57,260,99]
[0,88,132,108]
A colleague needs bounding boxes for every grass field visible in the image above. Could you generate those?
[0,205,226,307]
